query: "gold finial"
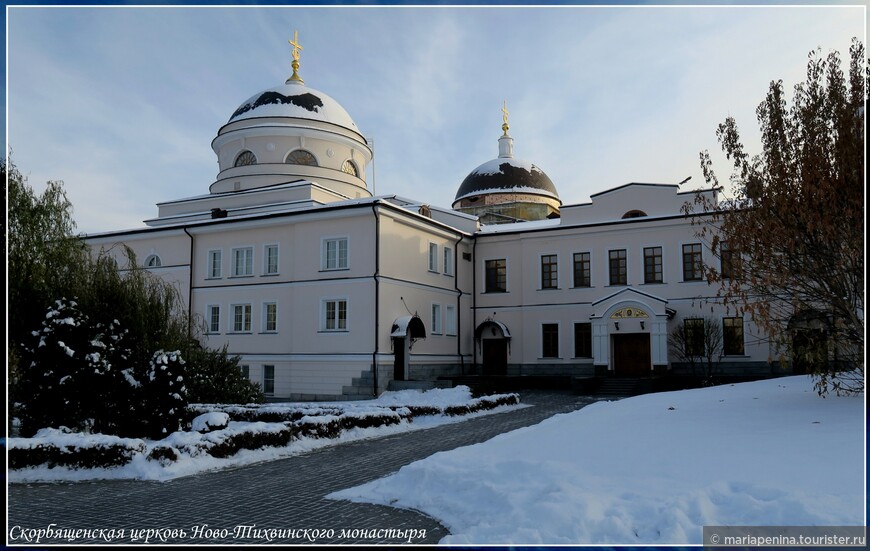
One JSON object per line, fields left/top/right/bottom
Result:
{"left": 287, "top": 30, "right": 304, "bottom": 84}
{"left": 501, "top": 100, "right": 510, "bottom": 135}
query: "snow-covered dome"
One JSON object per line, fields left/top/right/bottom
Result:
{"left": 452, "top": 108, "right": 561, "bottom": 224}
{"left": 455, "top": 157, "right": 559, "bottom": 203}
{"left": 228, "top": 81, "right": 361, "bottom": 134}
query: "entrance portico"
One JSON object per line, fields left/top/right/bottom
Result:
{"left": 590, "top": 288, "right": 670, "bottom": 376}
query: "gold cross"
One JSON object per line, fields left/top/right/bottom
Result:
{"left": 289, "top": 31, "right": 303, "bottom": 61}
{"left": 501, "top": 100, "right": 510, "bottom": 135}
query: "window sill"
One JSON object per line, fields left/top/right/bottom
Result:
{"left": 721, "top": 354, "right": 749, "bottom": 358}
{"left": 204, "top": 277, "right": 222, "bottom": 281}
{"left": 538, "top": 287, "right": 561, "bottom": 291}
{"left": 227, "top": 331, "right": 253, "bottom": 335}
{"left": 641, "top": 281, "right": 665, "bottom": 285}
{"left": 571, "top": 356, "right": 593, "bottom": 360}
{"left": 228, "top": 275, "right": 254, "bottom": 279}
{"left": 320, "top": 268, "right": 350, "bottom": 273}
{"left": 571, "top": 285, "right": 593, "bottom": 289}
{"left": 205, "top": 332, "right": 221, "bottom": 336}
{"left": 318, "top": 330, "right": 349, "bottom": 334}
{"left": 483, "top": 290, "right": 508, "bottom": 294}
{"left": 259, "top": 331, "right": 278, "bottom": 335}
{"left": 539, "top": 357, "right": 562, "bottom": 361}
{"left": 260, "top": 273, "right": 279, "bottom": 277}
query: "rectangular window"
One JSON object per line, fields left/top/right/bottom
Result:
{"left": 431, "top": 304, "right": 442, "bottom": 335}
{"left": 574, "top": 322, "right": 592, "bottom": 358}
{"left": 323, "top": 299, "right": 348, "bottom": 331}
{"left": 264, "top": 244, "right": 279, "bottom": 275}
{"left": 683, "top": 318, "right": 704, "bottom": 356}
{"left": 232, "top": 247, "right": 253, "bottom": 277}
{"left": 263, "top": 302, "right": 277, "bottom": 332}
{"left": 541, "top": 254, "right": 558, "bottom": 289}
{"left": 485, "top": 259, "right": 507, "bottom": 293}
{"left": 542, "top": 323, "right": 559, "bottom": 358}
{"left": 573, "top": 252, "right": 591, "bottom": 288}
{"left": 207, "top": 305, "right": 220, "bottom": 333}
{"left": 682, "top": 243, "right": 703, "bottom": 281}
{"left": 723, "top": 317, "right": 745, "bottom": 355}
{"left": 428, "top": 243, "right": 439, "bottom": 272}
{"left": 207, "top": 250, "right": 222, "bottom": 279}
{"left": 232, "top": 304, "right": 252, "bottom": 332}
{"left": 240, "top": 365, "right": 249, "bottom": 379}
{"left": 263, "top": 365, "right": 275, "bottom": 395}
{"left": 720, "top": 241, "right": 735, "bottom": 279}
{"left": 323, "top": 238, "right": 349, "bottom": 270}
{"left": 445, "top": 305, "right": 457, "bottom": 336}
{"left": 643, "top": 246, "right": 663, "bottom": 284}
{"left": 443, "top": 247, "right": 454, "bottom": 276}
{"left": 609, "top": 249, "right": 627, "bottom": 286}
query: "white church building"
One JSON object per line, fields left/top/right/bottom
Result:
{"left": 85, "top": 39, "right": 776, "bottom": 400}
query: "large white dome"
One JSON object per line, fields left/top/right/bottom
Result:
{"left": 228, "top": 81, "right": 360, "bottom": 134}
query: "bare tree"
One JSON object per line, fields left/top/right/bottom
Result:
{"left": 685, "top": 40, "right": 865, "bottom": 395}
{"left": 669, "top": 317, "right": 723, "bottom": 386}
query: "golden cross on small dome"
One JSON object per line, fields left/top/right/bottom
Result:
{"left": 501, "top": 100, "right": 510, "bottom": 135}
{"left": 287, "top": 30, "right": 304, "bottom": 84}
{"left": 289, "top": 30, "right": 303, "bottom": 61}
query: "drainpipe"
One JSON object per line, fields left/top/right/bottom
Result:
{"left": 371, "top": 203, "right": 381, "bottom": 397}
{"left": 183, "top": 227, "right": 194, "bottom": 340}
{"left": 453, "top": 233, "right": 464, "bottom": 374}
{"left": 471, "top": 234, "right": 478, "bottom": 371}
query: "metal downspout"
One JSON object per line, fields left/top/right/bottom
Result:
{"left": 453, "top": 234, "right": 464, "bottom": 374}
{"left": 183, "top": 227, "right": 194, "bottom": 339}
{"left": 371, "top": 202, "right": 380, "bottom": 397}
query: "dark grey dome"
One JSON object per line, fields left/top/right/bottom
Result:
{"left": 455, "top": 157, "right": 559, "bottom": 202}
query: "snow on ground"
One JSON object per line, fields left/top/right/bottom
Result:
{"left": 8, "top": 386, "right": 523, "bottom": 484}
{"left": 330, "top": 376, "right": 865, "bottom": 545}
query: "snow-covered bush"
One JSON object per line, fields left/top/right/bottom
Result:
{"left": 184, "top": 345, "right": 263, "bottom": 405}
{"left": 9, "top": 428, "right": 145, "bottom": 470}
{"left": 191, "top": 412, "right": 230, "bottom": 433}
{"left": 18, "top": 299, "right": 139, "bottom": 438}
{"left": 141, "top": 350, "right": 189, "bottom": 439}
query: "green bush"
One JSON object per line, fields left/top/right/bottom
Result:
{"left": 185, "top": 345, "right": 264, "bottom": 405}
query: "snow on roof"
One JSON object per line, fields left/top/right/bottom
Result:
{"left": 228, "top": 83, "right": 359, "bottom": 132}
{"left": 476, "top": 217, "right": 562, "bottom": 233}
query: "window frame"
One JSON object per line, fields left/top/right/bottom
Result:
{"left": 263, "top": 302, "right": 278, "bottom": 333}
{"left": 643, "top": 246, "right": 663, "bottom": 284}
{"left": 608, "top": 249, "right": 627, "bottom": 286}
{"left": 428, "top": 242, "right": 439, "bottom": 273}
{"left": 206, "top": 304, "right": 221, "bottom": 334}
{"left": 262, "top": 364, "right": 275, "bottom": 395}
{"left": 263, "top": 244, "right": 279, "bottom": 275}
{"left": 145, "top": 254, "right": 162, "bottom": 268}
{"left": 230, "top": 303, "right": 253, "bottom": 333}
{"left": 720, "top": 241, "right": 735, "bottom": 280}
{"left": 321, "top": 237, "right": 349, "bottom": 271}
{"left": 540, "top": 253, "right": 559, "bottom": 290}
{"left": 683, "top": 318, "right": 705, "bottom": 356}
{"left": 207, "top": 249, "right": 222, "bottom": 279}
{"left": 445, "top": 304, "right": 457, "bottom": 336}
{"left": 573, "top": 252, "right": 591, "bottom": 288}
{"left": 285, "top": 149, "right": 318, "bottom": 166}
{"left": 682, "top": 243, "right": 704, "bottom": 282}
{"left": 431, "top": 303, "right": 442, "bottom": 335}
{"left": 231, "top": 246, "right": 254, "bottom": 277}
{"left": 443, "top": 246, "right": 454, "bottom": 276}
{"left": 573, "top": 322, "right": 592, "bottom": 358}
{"left": 234, "top": 150, "right": 257, "bottom": 167}
{"left": 484, "top": 258, "right": 507, "bottom": 293}
{"left": 723, "top": 317, "right": 745, "bottom": 356}
{"left": 541, "top": 323, "right": 560, "bottom": 359}
{"left": 321, "top": 298, "right": 348, "bottom": 332}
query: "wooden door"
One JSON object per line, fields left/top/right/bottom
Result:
{"left": 482, "top": 339, "right": 508, "bottom": 376}
{"left": 612, "top": 333, "right": 651, "bottom": 376}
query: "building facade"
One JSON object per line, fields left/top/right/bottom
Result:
{"left": 85, "top": 44, "right": 777, "bottom": 400}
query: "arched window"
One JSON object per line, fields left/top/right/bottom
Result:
{"left": 285, "top": 149, "right": 318, "bottom": 166}
{"left": 622, "top": 209, "right": 647, "bottom": 219}
{"left": 234, "top": 150, "right": 257, "bottom": 167}
{"left": 341, "top": 159, "right": 359, "bottom": 177}
{"left": 145, "top": 255, "right": 162, "bottom": 268}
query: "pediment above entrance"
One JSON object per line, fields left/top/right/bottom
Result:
{"left": 591, "top": 287, "right": 669, "bottom": 319}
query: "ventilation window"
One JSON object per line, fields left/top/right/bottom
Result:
{"left": 285, "top": 149, "right": 318, "bottom": 166}
{"left": 234, "top": 150, "right": 257, "bottom": 167}
{"left": 145, "top": 254, "right": 162, "bottom": 268}
{"left": 622, "top": 210, "right": 647, "bottom": 219}
{"left": 341, "top": 159, "right": 359, "bottom": 177}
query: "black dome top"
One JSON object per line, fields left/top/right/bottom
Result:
{"left": 454, "top": 157, "right": 559, "bottom": 202}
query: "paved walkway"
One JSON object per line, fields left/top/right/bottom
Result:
{"left": 7, "top": 391, "right": 603, "bottom": 545}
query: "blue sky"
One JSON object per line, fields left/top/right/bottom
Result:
{"left": 6, "top": 4, "right": 865, "bottom": 234}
